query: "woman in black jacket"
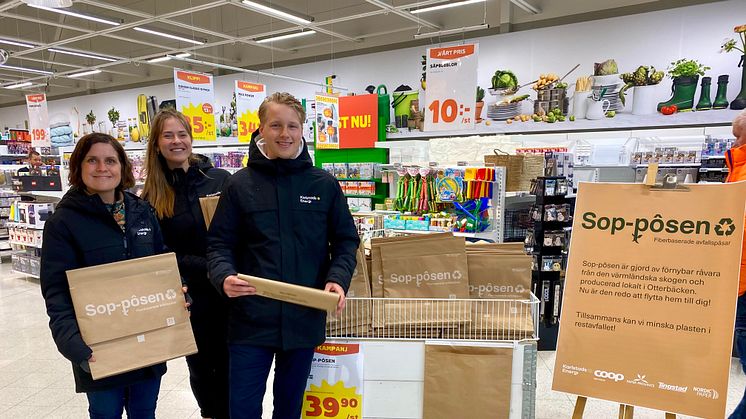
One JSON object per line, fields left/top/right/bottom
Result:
{"left": 142, "top": 109, "right": 231, "bottom": 419}
{"left": 40, "top": 133, "right": 168, "bottom": 418}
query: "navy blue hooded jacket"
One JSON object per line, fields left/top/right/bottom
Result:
{"left": 207, "top": 133, "right": 359, "bottom": 350}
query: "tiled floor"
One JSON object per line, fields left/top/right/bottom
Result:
{"left": 1, "top": 265, "right": 744, "bottom": 418}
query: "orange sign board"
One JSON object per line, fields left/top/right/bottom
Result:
{"left": 338, "top": 94, "right": 377, "bottom": 149}
{"left": 553, "top": 182, "right": 746, "bottom": 418}
{"left": 176, "top": 71, "right": 210, "bottom": 84}
{"left": 429, "top": 44, "right": 476, "bottom": 60}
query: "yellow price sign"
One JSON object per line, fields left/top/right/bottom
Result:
{"left": 302, "top": 380, "right": 361, "bottom": 419}
{"left": 182, "top": 102, "right": 216, "bottom": 141}
{"left": 237, "top": 110, "right": 260, "bottom": 143}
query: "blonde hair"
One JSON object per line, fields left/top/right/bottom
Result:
{"left": 141, "top": 109, "right": 197, "bottom": 219}
{"left": 735, "top": 109, "right": 746, "bottom": 131}
{"left": 258, "top": 92, "right": 306, "bottom": 126}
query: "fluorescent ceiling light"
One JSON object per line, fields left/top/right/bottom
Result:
{"left": 48, "top": 48, "right": 117, "bottom": 62}
{"left": 414, "top": 23, "right": 489, "bottom": 39}
{"left": 0, "top": 64, "right": 54, "bottom": 75}
{"left": 241, "top": 0, "right": 313, "bottom": 25}
{"left": 0, "top": 38, "right": 35, "bottom": 48}
{"left": 256, "top": 30, "right": 316, "bottom": 44}
{"left": 510, "top": 0, "right": 541, "bottom": 14}
{"left": 5, "top": 82, "right": 32, "bottom": 89}
{"left": 68, "top": 69, "right": 101, "bottom": 78}
{"left": 410, "top": 0, "right": 486, "bottom": 14}
{"left": 134, "top": 27, "right": 205, "bottom": 45}
{"left": 148, "top": 52, "right": 190, "bottom": 63}
{"left": 27, "top": 4, "right": 122, "bottom": 26}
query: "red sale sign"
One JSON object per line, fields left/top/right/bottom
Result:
{"left": 25, "top": 93, "right": 50, "bottom": 147}
{"left": 338, "top": 94, "right": 377, "bottom": 149}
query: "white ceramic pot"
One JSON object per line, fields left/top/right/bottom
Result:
{"left": 586, "top": 98, "right": 611, "bottom": 120}
{"left": 572, "top": 92, "right": 590, "bottom": 119}
{"left": 632, "top": 84, "right": 658, "bottom": 115}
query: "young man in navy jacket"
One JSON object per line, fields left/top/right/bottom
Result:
{"left": 207, "top": 92, "right": 359, "bottom": 419}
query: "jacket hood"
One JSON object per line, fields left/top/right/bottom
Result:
{"left": 57, "top": 187, "right": 148, "bottom": 217}
{"left": 248, "top": 129, "right": 312, "bottom": 174}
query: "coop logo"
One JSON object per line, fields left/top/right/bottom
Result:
{"left": 389, "top": 270, "right": 464, "bottom": 287}
{"left": 581, "top": 212, "right": 736, "bottom": 244}
{"left": 626, "top": 374, "right": 655, "bottom": 388}
{"left": 693, "top": 387, "right": 719, "bottom": 400}
{"left": 658, "top": 382, "right": 688, "bottom": 393}
{"left": 84, "top": 288, "right": 179, "bottom": 317}
{"left": 594, "top": 370, "right": 625, "bottom": 382}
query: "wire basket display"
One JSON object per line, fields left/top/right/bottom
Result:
{"left": 326, "top": 295, "right": 540, "bottom": 342}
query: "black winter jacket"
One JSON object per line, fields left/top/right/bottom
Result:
{"left": 40, "top": 188, "right": 167, "bottom": 393}
{"left": 159, "top": 158, "right": 230, "bottom": 296}
{"left": 207, "top": 134, "right": 359, "bottom": 350}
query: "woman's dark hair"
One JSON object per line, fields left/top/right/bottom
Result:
{"left": 68, "top": 133, "right": 135, "bottom": 191}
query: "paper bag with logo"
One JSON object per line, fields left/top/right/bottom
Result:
{"left": 467, "top": 253, "right": 534, "bottom": 339}
{"left": 370, "top": 233, "right": 454, "bottom": 328}
{"left": 198, "top": 195, "right": 220, "bottom": 229}
{"left": 327, "top": 243, "right": 371, "bottom": 336}
{"left": 423, "top": 344, "right": 513, "bottom": 419}
{"left": 380, "top": 236, "right": 471, "bottom": 327}
{"left": 67, "top": 253, "right": 197, "bottom": 380}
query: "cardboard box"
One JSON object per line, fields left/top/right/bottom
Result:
{"left": 237, "top": 274, "right": 340, "bottom": 312}
{"left": 67, "top": 253, "right": 197, "bottom": 380}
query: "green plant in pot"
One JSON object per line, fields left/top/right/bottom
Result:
{"left": 107, "top": 107, "right": 120, "bottom": 128}
{"left": 475, "top": 86, "right": 485, "bottom": 121}
{"left": 721, "top": 24, "right": 746, "bottom": 109}
{"left": 619, "top": 66, "right": 664, "bottom": 115}
{"left": 85, "top": 110, "right": 96, "bottom": 132}
{"left": 657, "top": 59, "right": 710, "bottom": 112}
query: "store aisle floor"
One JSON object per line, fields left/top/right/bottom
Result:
{"left": 2, "top": 267, "right": 745, "bottom": 418}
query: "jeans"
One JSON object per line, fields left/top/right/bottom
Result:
{"left": 229, "top": 344, "right": 315, "bottom": 419}
{"left": 86, "top": 376, "right": 161, "bottom": 419}
{"left": 730, "top": 294, "right": 746, "bottom": 419}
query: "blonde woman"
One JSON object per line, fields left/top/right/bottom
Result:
{"left": 142, "top": 109, "right": 231, "bottom": 419}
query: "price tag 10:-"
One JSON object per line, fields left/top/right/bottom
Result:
{"left": 428, "top": 99, "right": 472, "bottom": 125}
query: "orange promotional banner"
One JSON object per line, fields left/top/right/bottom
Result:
{"left": 338, "top": 94, "right": 377, "bottom": 149}
{"left": 553, "top": 182, "right": 746, "bottom": 418}
{"left": 234, "top": 81, "right": 265, "bottom": 143}
{"left": 173, "top": 68, "right": 216, "bottom": 141}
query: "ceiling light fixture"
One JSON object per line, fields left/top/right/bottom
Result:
{"left": 68, "top": 69, "right": 102, "bottom": 78}
{"left": 0, "top": 38, "right": 35, "bottom": 48}
{"left": 509, "top": 0, "right": 541, "bottom": 15}
{"left": 27, "top": 4, "right": 123, "bottom": 26}
{"left": 169, "top": 54, "right": 348, "bottom": 91}
{"left": 256, "top": 30, "right": 316, "bottom": 44}
{"left": 413, "top": 23, "right": 489, "bottom": 39}
{"left": 48, "top": 48, "right": 117, "bottom": 62}
{"left": 147, "top": 52, "right": 191, "bottom": 63}
{"left": 241, "top": 0, "right": 313, "bottom": 25}
{"left": 4, "top": 82, "right": 33, "bottom": 89}
{"left": 0, "top": 64, "right": 54, "bottom": 75}
{"left": 134, "top": 27, "right": 206, "bottom": 45}
{"left": 410, "top": 0, "right": 486, "bottom": 14}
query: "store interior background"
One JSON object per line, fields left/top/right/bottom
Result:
{"left": 0, "top": 0, "right": 745, "bottom": 418}
{"left": 0, "top": 0, "right": 744, "bottom": 125}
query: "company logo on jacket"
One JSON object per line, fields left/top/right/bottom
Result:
{"left": 300, "top": 195, "right": 321, "bottom": 204}
{"left": 137, "top": 227, "right": 152, "bottom": 236}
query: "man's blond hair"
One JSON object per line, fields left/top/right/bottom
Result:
{"left": 258, "top": 92, "right": 306, "bottom": 125}
{"left": 735, "top": 109, "right": 746, "bottom": 131}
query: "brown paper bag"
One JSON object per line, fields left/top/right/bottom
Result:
{"left": 327, "top": 244, "right": 372, "bottom": 336}
{"left": 423, "top": 344, "right": 513, "bottom": 419}
{"left": 198, "top": 195, "right": 220, "bottom": 229}
{"left": 466, "top": 253, "right": 534, "bottom": 339}
{"left": 67, "top": 253, "right": 197, "bottom": 380}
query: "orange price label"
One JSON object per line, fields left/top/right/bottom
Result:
{"left": 32, "top": 128, "right": 47, "bottom": 142}
{"left": 237, "top": 110, "right": 260, "bottom": 143}
{"left": 428, "top": 98, "right": 472, "bottom": 125}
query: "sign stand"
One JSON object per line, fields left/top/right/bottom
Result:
{"left": 568, "top": 167, "right": 686, "bottom": 419}
{"left": 572, "top": 396, "right": 677, "bottom": 419}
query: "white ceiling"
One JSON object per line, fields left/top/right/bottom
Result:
{"left": 0, "top": 0, "right": 720, "bottom": 106}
